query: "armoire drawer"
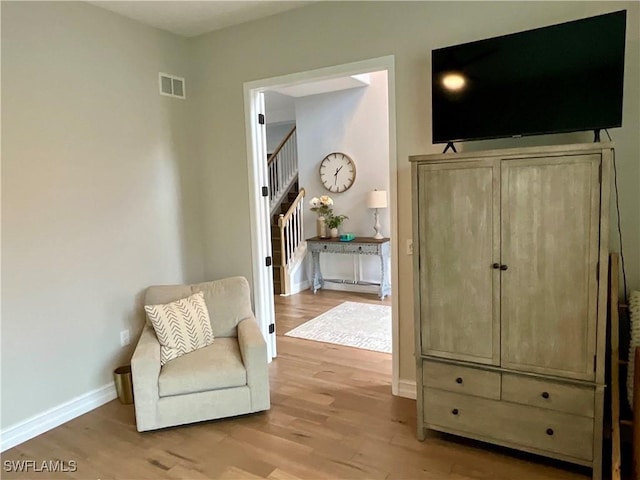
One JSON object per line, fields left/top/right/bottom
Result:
{"left": 422, "top": 360, "right": 500, "bottom": 400}
{"left": 501, "top": 373, "right": 595, "bottom": 418}
{"left": 423, "top": 389, "right": 594, "bottom": 461}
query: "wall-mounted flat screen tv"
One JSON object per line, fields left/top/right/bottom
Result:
{"left": 432, "top": 10, "right": 627, "bottom": 144}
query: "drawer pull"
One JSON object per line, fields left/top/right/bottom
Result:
{"left": 451, "top": 408, "right": 459, "bottom": 415}
{"left": 456, "top": 377, "right": 463, "bottom": 384}
{"left": 500, "top": 264, "right": 508, "bottom": 271}
{"left": 546, "top": 428, "right": 554, "bottom": 436}
{"left": 323, "top": 245, "right": 327, "bottom": 250}
{"left": 541, "top": 391, "right": 550, "bottom": 399}
{"left": 492, "top": 263, "right": 500, "bottom": 269}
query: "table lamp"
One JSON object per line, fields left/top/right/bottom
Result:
{"left": 366, "top": 190, "right": 388, "bottom": 239}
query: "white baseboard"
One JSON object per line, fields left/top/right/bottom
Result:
{"left": 320, "top": 282, "right": 379, "bottom": 296}
{"left": 396, "top": 379, "right": 417, "bottom": 399}
{"left": 281, "top": 279, "right": 310, "bottom": 297}
{"left": 1, "top": 383, "right": 117, "bottom": 452}
{"left": 280, "top": 278, "right": 380, "bottom": 296}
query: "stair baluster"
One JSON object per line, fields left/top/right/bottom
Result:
{"left": 276, "top": 188, "right": 306, "bottom": 295}
{"left": 268, "top": 127, "right": 297, "bottom": 212}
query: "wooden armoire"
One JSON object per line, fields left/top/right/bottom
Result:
{"left": 410, "top": 143, "right": 612, "bottom": 479}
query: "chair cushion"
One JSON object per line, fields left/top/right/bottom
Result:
{"left": 144, "top": 277, "right": 253, "bottom": 338}
{"left": 158, "top": 337, "right": 247, "bottom": 398}
{"left": 144, "top": 284, "right": 193, "bottom": 310}
{"left": 144, "top": 292, "right": 214, "bottom": 366}
{"left": 192, "top": 277, "right": 254, "bottom": 338}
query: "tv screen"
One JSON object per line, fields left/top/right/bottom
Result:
{"left": 432, "top": 10, "right": 627, "bottom": 144}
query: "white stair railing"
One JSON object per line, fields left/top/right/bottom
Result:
{"left": 277, "top": 188, "right": 305, "bottom": 295}
{"left": 268, "top": 126, "right": 297, "bottom": 212}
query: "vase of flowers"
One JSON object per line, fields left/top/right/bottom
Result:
{"left": 310, "top": 196, "right": 334, "bottom": 238}
{"left": 326, "top": 213, "right": 348, "bottom": 238}
{"left": 316, "top": 216, "right": 327, "bottom": 238}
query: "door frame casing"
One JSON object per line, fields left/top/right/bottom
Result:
{"left": 243, "top": 55, "right": 401, "bottom": 396}
{"left": 243, "top": 89, "right": 277, "bottom": 360}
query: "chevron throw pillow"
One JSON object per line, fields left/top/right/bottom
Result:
{"left": 144, "top": 291, "right": 214, "bottom": 366}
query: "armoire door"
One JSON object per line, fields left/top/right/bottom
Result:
{"left": 417, "top": 160, "right": 500, "bottom": 365}
{"left": 500, "top": 154, "right": 601, "bottom": 381}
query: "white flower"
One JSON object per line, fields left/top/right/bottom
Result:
{"left": 319, "top": 195, "right": 333, "bottom": 206}
{"left": 309, "top": 197, "right": 320, "bottom": 208}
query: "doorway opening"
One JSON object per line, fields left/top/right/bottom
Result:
{"left": 243, "top": 55, "right": 400, "bottom": 395}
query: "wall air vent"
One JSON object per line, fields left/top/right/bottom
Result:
{"left": 159, "top": 73, "right": 186, "bottom": 99}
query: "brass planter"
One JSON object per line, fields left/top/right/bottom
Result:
{"left": 113, "top": 365, "right": 134, "bottom": 404}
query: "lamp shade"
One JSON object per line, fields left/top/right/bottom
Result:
{"left": 366, "top": 190, "right": 388, "bottom": 209}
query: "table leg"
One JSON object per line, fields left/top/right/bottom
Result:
{"left": 379, "top": 249, "right": 391, "bottom": 300}
{"left": 311, "top": 251, "right": 323, "bottom": 293}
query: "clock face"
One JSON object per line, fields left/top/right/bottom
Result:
{"left": 319, "top": 152, "right": 356, "bottom": 193}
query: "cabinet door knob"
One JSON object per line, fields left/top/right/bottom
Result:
{"left": 452, "top": 409, "right": 459, "bottom": 415}
{"left": 492, "top": 263, "right": 500, "bottom": 269}
{"left": 455, "top": 377, "right": 463, "bottom": 384}
{"left": 546, "top": 428, "right": 554, "bottom": 436}
{"left": 500, "top": 264, "right": 508, "bottom": 271}
{"left": 541, "top": 391, "right": 550, "bottom": 399}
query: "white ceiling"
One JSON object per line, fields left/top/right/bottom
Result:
{"left": 270, "top": 74, "right": 370, "bottom": 98}
{"left": 89, "top": 1, "right": 312, "bottom": 37}
{"left": 265, "top": 75, "right": 371, "bottom": 124}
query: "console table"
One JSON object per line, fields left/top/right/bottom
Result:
{"left": 307, "top": 237, "right": 391, "bottom": 300}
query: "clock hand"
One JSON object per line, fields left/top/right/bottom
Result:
{"left": 336, "top": 166, "right": 344, "bottom": 174}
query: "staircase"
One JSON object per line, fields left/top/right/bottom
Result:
{"left": 272, "top": 182, "right": 304, "bottom": 294}
{"left": 267, "top": 125, "right": 306, "bottom": 296}
{"left": 268, "top": 127, "right": 298, "bottom": 212}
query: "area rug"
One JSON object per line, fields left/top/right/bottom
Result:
{"left": 284, "top": 301, "right": 391, "bottom": 353}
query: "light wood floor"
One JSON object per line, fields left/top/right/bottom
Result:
{"left": 1, "top": 290, "right": 589, "bottom": 479}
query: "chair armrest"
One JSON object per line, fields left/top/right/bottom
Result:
{"left": 237, "top": 316, "right": 267, "bottom": 371}
{"left": 237, "top": 316, "right": 270, "bottom": 410}
{"left": 131, "top": 324, "right": 161, "bottom": 431}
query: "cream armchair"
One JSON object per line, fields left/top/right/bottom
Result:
{"left": 131, "top": 276, "right": 270, "bottom": 432}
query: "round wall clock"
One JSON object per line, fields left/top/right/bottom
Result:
{"left": 319, "top": 152, "right": 356, "bottom": 193}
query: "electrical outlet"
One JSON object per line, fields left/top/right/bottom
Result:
{"left": 120, "top": 329, "right": 130, "bottom": 347}
{"left": 406, "top": 239, "right": 413, "bottom": 255}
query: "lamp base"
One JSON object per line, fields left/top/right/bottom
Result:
{"left": 372, "top": 209, "right": 383, "bottom": 240}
